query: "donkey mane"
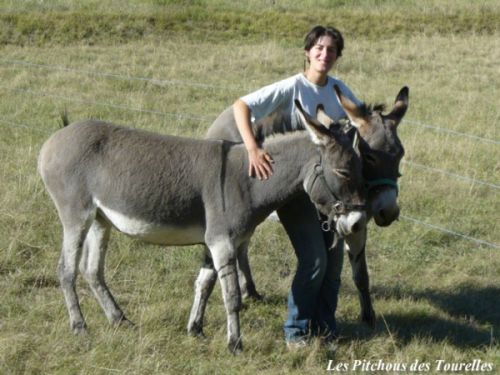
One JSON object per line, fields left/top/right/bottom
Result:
{"left": 255, "top": 101, "right": 387, "bottom": 144}
{"left": 258, "top": 128, "right": 305, "bottom": 145}
{"left": 357, "top": 103, "right": 386, "bottom": 117}
{"left": 254, "top": 110, "right": 297, "bottom": 144}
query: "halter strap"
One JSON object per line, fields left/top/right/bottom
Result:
{"left": 365, "top": 178, "right": 399, "bottom": 195}
{"left": 306, "top": 153, "right": 366, "bottom": 216}
{"left": 342, "top": 121, "right": 399, "bottom": 196}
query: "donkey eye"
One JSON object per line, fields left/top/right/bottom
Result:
{"left": 332, "top": 169, "right": 350, "bottom": 179}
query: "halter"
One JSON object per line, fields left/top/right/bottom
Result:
{"left": 306, "top": 152, "right": 366, "bottom": 233}
{"left": 365, "top": 178, "right": 399, "bottom": 195}
{"left": 343, "top": 121, "right": 399, "bottom": 195}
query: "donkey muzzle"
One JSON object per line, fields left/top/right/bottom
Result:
{"left": 371, "top": 188, "right": 399, "bottom": 227}
{"left": 336, "top": 211, "right": 367, "bottom": 237}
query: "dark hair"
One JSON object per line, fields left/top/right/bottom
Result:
{"left": 304, "top": 25, "right": 344, "bottom": 58}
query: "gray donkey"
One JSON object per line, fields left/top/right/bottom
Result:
{"left": 38, "top": 101, "right": 366, "bottom": 353}
{"left": 202, "top": 86, "right": 409, "bottom": 329}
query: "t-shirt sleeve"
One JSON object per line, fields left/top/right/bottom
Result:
{"left": 240, "top": 77, "right": 296, "bottom": 122}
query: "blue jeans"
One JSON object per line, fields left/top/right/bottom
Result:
{"left": 278, "top": 193, "right": 344, "bottom": 342}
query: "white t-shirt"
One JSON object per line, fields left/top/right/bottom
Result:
{"left": 240, "top": 73, "right": 360, "bottom": 130}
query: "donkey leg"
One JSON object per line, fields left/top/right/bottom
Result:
{"left": 237, "top": 241, "right": 262, "bottom": 301}
{"left": 58, "top": 221, "right": 91, "bottom": 334}
{"left": 79, "top": 216, "right": 131, "bottom": 326}
{"left": 349, "top": 250, "right": 376, "bottom": 328}
{"left": 187, "top": 246, "right": 217, "bottom": 337}
{"left": 346, "top": 229, "right": 376, "bottom": 328}
{"left": 207, "top": 238, "right": 242, "bottom": 354}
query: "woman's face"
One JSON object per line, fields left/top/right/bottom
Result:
{"left": 305, "top": 35, "right": 338, "bottom": 74}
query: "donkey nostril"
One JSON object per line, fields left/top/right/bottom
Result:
{"left": 379, "top": 209, "right": 387, "bottom": 221}
{"left": 379, "top": 207, "right": 400, "bottom": 223}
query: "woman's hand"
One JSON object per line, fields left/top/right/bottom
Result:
{"left": 233, "top": 99, "right": 274, "bottom": 180}
{"left": 248, "top": 147, "right": 274, "bottom": 180}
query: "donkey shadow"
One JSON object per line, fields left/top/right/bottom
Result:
{"left": 339, "top": 284, "right": 499, "bottom": 348}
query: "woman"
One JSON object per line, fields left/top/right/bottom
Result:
{"left": 207, "top": 25, "right": 361, "bottom": 348}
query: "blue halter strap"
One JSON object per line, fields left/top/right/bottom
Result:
{"left": 365, "top": 178, "right": 399, "bottom": 195}
{"left": 345, "top": 122, "right": 400, "bottom": 196}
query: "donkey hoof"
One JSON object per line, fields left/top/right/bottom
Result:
{"left": 361, "top": 310, "right": 376, "bottom": 329}
{"left": 118, "top": 317, "right": 135, "bottom": 328}
{"left": 243, "top": 290, "right": 264, "bottom": 302}
{"left": 187, "top": 323, "right": 205, "bottom": 338}
{"left": 110, "top": 314, "right": 134, "bottom": 328}
{"left": 228, "top": 339, "right": 243, "bottom": 355}
{"left": 189, "top": 329, "right": 206, "bottom": 339}
{"left": 71, "top": 321, "right": 87, "bottom": 334}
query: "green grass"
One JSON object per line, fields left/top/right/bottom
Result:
{"left": 0, "top": 0, "right": 499, "bottom": 374}
{"left": 0, "top": 0, "right": 499, "bottom": 46}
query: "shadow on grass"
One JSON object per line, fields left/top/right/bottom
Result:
{"left": 414, "top": 286, "right": 500, "bottom": 328}
{"left": 388, "top": 312, "right": 493, "bottom": 347}
{"left": 372, "top": 284, "right": 500, "bottom": 327}
{"left": 340, "top": 284, "right": 498, "bottom": 348}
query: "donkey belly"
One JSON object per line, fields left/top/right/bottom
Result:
{"left": 96, "top": 200, "right": 206, "bottom": 245}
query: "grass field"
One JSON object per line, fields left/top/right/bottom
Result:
{"left": 0, "top": 1, "right": 499, "bottom": 374}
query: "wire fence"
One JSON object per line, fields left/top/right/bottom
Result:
{"left": 1, "top": 58, "right": 498, "bottom": 250}
{"left": 2, "top": 84, "right": 498, "bottom": 191}
{"left": 1, "top": 85, "right": 213, "bottom": 123}
{"left": 399, "top": 216, "right": 499, "bottom": 249}
{"left": 402, "top": 119, "right": 499, "bottom": 146}
{"left": 400, "top": 160, "right": 499, "bottom": 190}
{"left": 0, "top": 58, "right": 247, "bottom": 92}
{"left": 1, "top": 58, "right": 498, "bottom": 144}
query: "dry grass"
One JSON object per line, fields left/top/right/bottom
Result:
{"left": 0, "top": 1, "right": 499, "bottom": 374}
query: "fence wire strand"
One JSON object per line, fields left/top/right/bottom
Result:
{"left": 1, "top": 57, "right": 499, "bottom": 145}
{"left": 1, "top": 58, "right": 498, "bottom": 250}
{"left": 400, "top": 215, "right": 499, "bottom": 249}
{"left": 3, "top": 85, "right": 498, "bottom": 191}
{"left": 1, "top": 116, "right": 497, "bottom": 250}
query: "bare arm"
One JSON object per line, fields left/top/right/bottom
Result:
{"left": 233, "top": 99, "right": 273, "bottom": 180}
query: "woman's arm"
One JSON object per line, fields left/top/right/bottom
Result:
{"left": 233, "top": 99, "right": 274, "bottom": 180}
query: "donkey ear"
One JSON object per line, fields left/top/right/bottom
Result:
{"left": 315, "top": 104, "right": 334, "bottom": 127}
{"left": 385, "top": 86, "right": 409, "bottom": 127}
{"left": 333, "top": 84, "right": 369, "bottom": 130}
{"left": 295, "top": 100, "right": 332, "bottom": 146}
